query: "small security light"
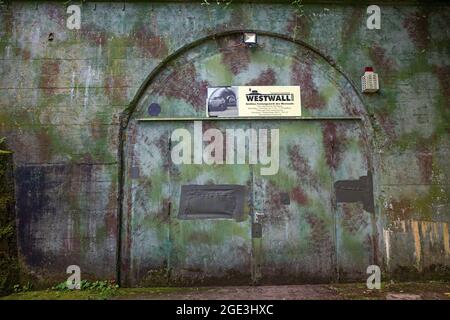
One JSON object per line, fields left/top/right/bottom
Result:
{"left": 361, "top": 67, "right": 379, "bottom": 93}
{"left": 243, "top": 32, "right": 257, "bottom": 47}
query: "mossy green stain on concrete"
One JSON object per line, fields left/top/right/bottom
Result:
{"left": 204, "top": 54, "right": 234, "bottom": 85}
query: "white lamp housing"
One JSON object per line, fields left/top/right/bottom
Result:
{"left": 243, "top": 32, "right": 257, "bottom": 47}
{"left": 361, "top": 67, "right": 379, "bottom": 93}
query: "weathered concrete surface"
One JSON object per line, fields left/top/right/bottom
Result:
{"left": 119, "top": 284, "right": 343, "bottom": 300}
{"left": 0, "top": 1, "right": 448, "bottom": 286}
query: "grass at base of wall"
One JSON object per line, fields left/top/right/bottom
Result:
{"left": 1, "top": 287, "right": 204, "bottom": 300}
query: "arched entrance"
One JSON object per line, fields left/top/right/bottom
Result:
{"left": 118, "top": 31, "right": 378, "bottom": 286}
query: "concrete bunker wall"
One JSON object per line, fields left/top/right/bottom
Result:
{"left": 0, "top": 1, "right": 448, "bottom": 286}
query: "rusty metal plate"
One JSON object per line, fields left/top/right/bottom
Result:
{"left": 252, "top": 223, "right": 262, "bottom": 238}
{"left": 334, "top": 171, "right": 374, "bottom": 213}
{"left": 178, "top": 184, "right": 246, "bottom": 220}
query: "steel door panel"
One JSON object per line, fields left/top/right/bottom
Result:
{"left": 167, "top": 121, "right": 253, "bottom": 285}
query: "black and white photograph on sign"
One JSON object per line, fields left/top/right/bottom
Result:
{"left": 207, "top": 86, "right": 238, "bottom": 117}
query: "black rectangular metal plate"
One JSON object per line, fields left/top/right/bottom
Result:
{"left": 178, "top": 184, "right": 246, "bottom": 220}
{"left": 252, "top": 223, "right": 262, "bottom": 238}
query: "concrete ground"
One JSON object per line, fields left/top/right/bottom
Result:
{"left": 120, "top": 285, "right": 340, "bottom": 300}
{"left": 115, "top": 282, "right": 450, "bottom": 300}
{"left": 2, "top": 281, "right": 449, "bottom": 300}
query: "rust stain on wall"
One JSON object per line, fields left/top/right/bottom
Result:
{"left": 246, "top": 69, "right": 277, "bottom": 86}
{"left": 403, "top": 11, "right": 430, "bottom": 51}
{"left": 39, "top": 61, "right": 60, "bottom": 94}
{"left": 291, "top": 61, "right": 325, "bottom": 110}
{"left": 135, "top": 26, "right": 169, "bottom": 59}
{"left": 416, "top": 146, "right": 433, "bottom": 184}
{"left": 219, "top": 37, "right": 250, "bottom": 75}
{"left": 158, "top": 62, "right": 209, "bottom": 111}
{"left": 291, "top": 186, "right": 308, "bottom": 205}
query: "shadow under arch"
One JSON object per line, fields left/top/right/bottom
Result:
{"left": 116, "top": 30, "right": 376, "bottom": 285}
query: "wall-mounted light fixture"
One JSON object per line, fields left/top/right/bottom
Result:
{"left": 361, "top": 67, "right": 379, "bottom": 93}
{"left": 243, "top": 32, "right": 257, "bottom": 47}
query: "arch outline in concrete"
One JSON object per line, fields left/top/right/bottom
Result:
{"left": 116, "top": 29, "right": 378, "bottom": 284}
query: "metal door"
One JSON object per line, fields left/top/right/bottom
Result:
{"left": 167, "top": 120, "right": 253, "bottom": 285}
{"left": 121, "top": 32, "right": 376, "bottom": 286}
{"left": 251, "top": 120, "right": 374, "bottom": 283}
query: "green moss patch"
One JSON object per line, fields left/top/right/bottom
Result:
{"left": 1, "top": 286, "right": 206, "bottom": 300}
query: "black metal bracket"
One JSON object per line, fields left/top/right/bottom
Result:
{"left": 334, "top": 171, "right": 374, "bottom": 213}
